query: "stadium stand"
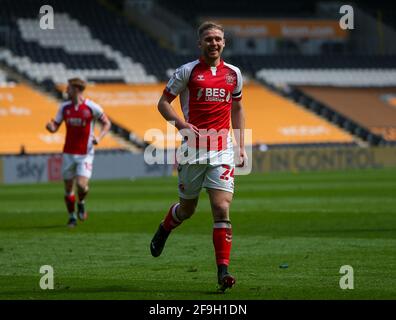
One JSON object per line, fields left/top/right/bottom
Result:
{"left": 297, "top": 86, "right": 396, "bottom": 143}
{"left": 73, "top": 83, "right": 183, "bottom": 148}
{"left": 0, "top": 83, "right": 124, "bottom": 154}
{"left": 250, "top": 57, "right": 396, "bottom": 145}
{"left": 71, "top": 82, "right": 355, "bottom": 147}
{"left": 0, "top": 0, "right": 394, "bottom": 151}
{"left": 0, "top": 0, "right": 193, "bottom": 84}
{"left": 6, "top": 0, "right": 393, "bottom": 85}
{"left": 233, "top": 55, "right": 396, "bottom": 72}
{"left": 242, "top": 82, "right": 355, "bottom": 145}
{"left": 256, "top": 68, "right": 396, "bottom": 87}
{"left": 0, "top": 0, "right": 159, "bottom": 84}
{"left": 2, "top": 0, "right": 394, "bottom": 84}
{"left": 0, "top": 69, "right": 9, "bottom": 85}
{"left": 251, "top": 54, "right": 396, "bottom": 87}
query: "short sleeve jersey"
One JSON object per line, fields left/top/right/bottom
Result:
{"left": 164, "top": 57, "right": 242, "bottom": 132}
{"left": 163, "top": 58, "right": 243, "bottom": 165}
{"left": 54, "top": 99, "right": 104, "bottom": 155}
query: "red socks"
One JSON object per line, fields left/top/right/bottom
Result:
{"left": 162, "top": 205, "right": 233, "bottom": 267}
{"left": 213, "top": 222, "right": 232, "bottom": 266}
{"left": 163, "top": 203, "right": 181, "bottom": 232}
{"left": 64, "top": 194, "right": 75, "bottom": 213}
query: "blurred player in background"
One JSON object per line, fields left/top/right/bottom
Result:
{"left": 46, "top": 78, "right": 111, "bottom": 228}
{"left": 150, "top": 21, "right": 247, "bottom": 292}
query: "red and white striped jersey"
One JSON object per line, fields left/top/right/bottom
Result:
{"left": 54, "top": 99, "right": 104, "bottom": 155}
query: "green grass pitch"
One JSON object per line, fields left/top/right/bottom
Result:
{"left": 0, "top": 168, "right": 395, "bottom": 300}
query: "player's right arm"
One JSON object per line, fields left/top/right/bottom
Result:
{"left": 45, "top": 119, "right": 61, "bottom": 133}
{"left": 157, "top": 94, "right": 199, "bottom": 135}
{"left": 46, "top": 104, "right": 64, "bottom": 133}
{"left": 159, "top": 62, "right": 200, "bottom": 136}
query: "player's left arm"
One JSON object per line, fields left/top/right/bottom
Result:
{"left": 231, "top": 100, "right": 247, "bottom": 167}
{"left": 93, "top": 113, "right": 111, "bottom": 145}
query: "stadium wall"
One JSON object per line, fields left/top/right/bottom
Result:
{"left": 252, "top": 146, "right": 396, "bottom": 173}
{"left": 1, "top": 146, "right": 396, "bottom": 184}
{"left": 0, "top": 153, "right": 172, "bottom": 184}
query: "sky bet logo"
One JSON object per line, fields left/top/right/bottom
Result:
{"left": 197, "top": 88, "right": 231, "bottom": 102}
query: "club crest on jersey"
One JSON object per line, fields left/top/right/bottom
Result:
{"left": 82, "top": 109, "right": 91, "bottom": 118}
{"left": 225, "top": 73, "right": 236, "bottom": 85}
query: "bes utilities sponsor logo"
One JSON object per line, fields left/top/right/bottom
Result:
{"left": 197, "top": 88, "right": 231, "bottom": 102}
{"left": 67, "top": 118, "right": 86, "bottom": 127}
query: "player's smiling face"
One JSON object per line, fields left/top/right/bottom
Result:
{"left": 199, "top": 28, "right": 225, "bottom": 64}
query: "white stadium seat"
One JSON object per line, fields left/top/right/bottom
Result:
{"left": 1, "top": 13, "right": 158, "bottom": 84}
{"left": 256, "top": 68, "right": 396, "bottom": 87}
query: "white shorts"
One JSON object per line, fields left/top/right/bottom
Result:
{"left": 62, "top": 153, "right": 94, "bottom": 180}
{"left": 177, "top": 163, "right": 234, "bottom": 199}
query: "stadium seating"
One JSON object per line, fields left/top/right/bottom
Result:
{"left": 0, "top": 0, "right": 393, "bottom": 150}
{"left": 297, "top": 86, "right": 396, "bottom": 142}
{"left": 75, "top": 82, "right": 355, "bottom": 147}
{"left": 0, "top": 0, "right": 188, "bottom": 83}
{"left": 0, "top": 69, "right": 8, "bottom": 85}
{"left": 2, "top": 0, "right": 394, "bottom": 85}
{"left": 256, "top": 69, "right": 396, "bottom": 87}
{"left": 250, "top": 54, "right": 396, "bottom": 87}
{"left": 72, "top": 83, "right": 183, "bottom": 148}
{"left": 0, "top": 83, "right": 124, "bottom": 154}
{"left": 242, "top": 82, "right": 355, "bottom": 145}
{"left": 232, "top": 55, "right": 396, "bottom": 71}
{"left": 0, "top": 11, "right": 156, "bottom": 84}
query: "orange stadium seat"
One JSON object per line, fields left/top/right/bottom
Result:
{"left": 80, "top": 82, "right": 354, "bottom": 148}
{"left": 298, "top": 86, "right": 396, "bottom": 142}
{"left": 82, "top": 83, "right": 184, "bottom": 148}
{"left": 0, "top": 84, "right": 123, "bottom": 154}
{"left": 243, "top": 82, "right": 354, "bottom": 144}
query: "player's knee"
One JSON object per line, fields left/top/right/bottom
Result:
{"left": 64, "top": 180, "right": 74, "bottom": 193}
{"left": 211, "top": 200, "right": 231, "bottom": 219}
{"left": 178, "top": 203, "right": 197, "bottom": 220}
{"left": 77, "top": 182, "right": 89, "bottom": 194}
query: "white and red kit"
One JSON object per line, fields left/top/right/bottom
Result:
{"left": 55, "top": 99, "right": 104, "bottom": 156}
{"left": 164, "top": 57, "right": 243, "bottom": 166}
{"left": 54, "top": 99, "right": 104, "bottom": 179}
{"left": 164, "top": 58, "right": 243, "bottom": 197}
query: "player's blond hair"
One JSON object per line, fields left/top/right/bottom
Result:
{"left": 197, "top": 21, "right": 224, "bottom": 39}
{"left": 68, "top": 78, "right": 86, "bottom": 92}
